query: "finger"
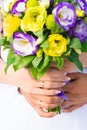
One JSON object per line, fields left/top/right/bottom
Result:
{"left": 20, "top": 90, "right": 57, "bottom": 118}
{"left": 30, "top": 94, "right": 61, "bottom": 104}
{"left": 29, "top": 87, "right": 60, "bottom": 95}
{"left": 41, "top": 75, "right": 70, "bottom": 82}
{"left": 40, "top": 102, "right": 61, "bottom": 110}
{"left": 63, "top": 103, "right": 85, "bottom": 113}
{"left": 37, "top": 81, "right": 66, "bottom": 89}
{"left": 34, "top": 106, "right": 57, "bottom": 118}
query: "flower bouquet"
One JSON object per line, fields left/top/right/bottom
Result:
{"left": 0, "top": 0, "right": 87, "bottom": 113}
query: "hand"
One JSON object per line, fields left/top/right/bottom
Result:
{"left": 0, "top": 59, "right": 69, "bottom": 93}
{"left": 6, "top": 66, "right": 69, "bottom": 94}
{"left": 61, "top": 72, "right": 87, "bottom": 112}
{"left": 19, "top": 88, "right": 64, "bottom": 118}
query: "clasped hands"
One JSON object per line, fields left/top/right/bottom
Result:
{"left": 18, "top": 67, "right": 87, "bottom": 118}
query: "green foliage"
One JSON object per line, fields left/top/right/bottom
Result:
{"left": 48, "top": 106, "right": 61, "bottom": 114}
{"left": 30, "top": 55, "right": 51, "bottom": 80}
{"left": 13, "top": 55, "right": 35, "bottom": 71}
{"left": 68, "top": 51, "right": 83, "bottom": 71}
{"left": 81, "top": 41, "right": 87, "bottom": 52}
{"left": 4, "top": 49, "right": 15, "bottom": 73}
{"left": 32, "top": 56, "right": 43, "bottom": 68}
{"left": 53, "top": 56, "right": 64, "bottom": 70}
{"left": 0, "top": 37, "right": 10, "bottom": 48}
{"left": 70, "top": 38, "right": 82, "bottom": 54}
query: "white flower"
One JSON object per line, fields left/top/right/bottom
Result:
{"left": 38, "top": 0, "right": 50, "bottom": 8}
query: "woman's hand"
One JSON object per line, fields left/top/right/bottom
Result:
{"left": 6, "top": 66, "right": 70, "bottom": 94}
{"left": 0, "top": 59, "right": 69, "bottom": 93}
{"left": 61, "top": 72, "right": 87, "bottom": 112}
{"left": 19, "top": 88, "right": 64, "bottom": 118}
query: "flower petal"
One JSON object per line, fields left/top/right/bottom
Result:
{"left": 11, "top": 0, "right": 26, "bottom": 15}
{"left": 70, "top": 19, "right": 87, "bottom": 42}
{"left": 53, "top": 2, "right": 76, "bottom": 30}
{"left": 11, "top": 32, "right": 39, "bottom": 56}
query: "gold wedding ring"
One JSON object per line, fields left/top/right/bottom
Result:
{"left": 38, "top": 100, "right": 42, "bottom": 107}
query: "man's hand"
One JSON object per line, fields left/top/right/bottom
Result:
{"left": 61, "top": 72, "right": 87, "bottom": 112}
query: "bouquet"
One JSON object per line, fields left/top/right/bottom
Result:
{"left": 0, "top": 0, "right": 87, "bottom": 113}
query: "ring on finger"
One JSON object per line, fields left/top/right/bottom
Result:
{"left": 38, "top": 100, "right": 42, "bottom": 107}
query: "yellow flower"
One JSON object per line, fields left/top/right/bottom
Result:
{"left": 43, "top": 34, "right": 68, "bottom": 57}
{"left": 76, "top": 9, "right": 85, "bottom": 17}
{"left": 3, "top": 14, "right": 21, "bottom": 39}
{"left": 26, "top": 0, "right": 39, "bottom": 8}
{"left": 36, "top": 49, "right": 43, "bottom": 57}
{"left": 21, "top": 6, "right": 47, "bottom": 32}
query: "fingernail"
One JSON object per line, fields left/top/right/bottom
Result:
{"left": 65, "top": 77, "right": 71, "bottom": 85}
{"left": 66, "top": 77, "right": 71, "bottom": 81}
{"left": 63, "top": 72, "right": 67, "bottom": 76}
{"left": 55, "top": 90, "right": 61, "bottom": 94}
{"left": 61, "top": 83, "right": 66, "bottom": 86}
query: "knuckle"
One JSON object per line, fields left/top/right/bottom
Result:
{"left": 48, "top": 98, "right": 53, "bottom": 103}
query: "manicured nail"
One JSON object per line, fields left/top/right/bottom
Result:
{"left": 55, "top": 90, "right": 61, "bottom": 94}
{"left": 66, "top": 77, "right": 71, "bottom": 81}
{"left": 61, "top": 83, "right": 66, "bottom": 86}
{"left": 63, "top": 72, "right": 67, "bottom": 76}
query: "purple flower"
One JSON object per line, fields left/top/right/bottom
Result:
{"left": 11, "top": 32, "right": 39, "bottom": 56}
{"left": 50, "top": 0, "right": 53, "bottom": 2}
{"left": 75, "top": 0, "right": 87, "bottom": 15}
{"left": 11, "top": 0, "right": 27, "bottom": 15}
{"left": 70, "top": 19, "right": 87, "bottom": 42}
{"left": 52, "top": 2, "right": 76, "bottom": 30}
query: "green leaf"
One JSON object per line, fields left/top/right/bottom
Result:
{"left": 70, "top": 38, "right": 82, "bottom": 54}
{"left": 68, "top": 51, "right": 83, "bottom": 71}
{"left": 48, "top": 106, "right": 61, "bottom": 114}
{"left": 81, "top": 41, "right": 87, "bottom": 52}
{"left": 13, "top": 55, "right": 35, "bottom": 71}
{"left": 32, "top": 56, "right": 42, "bottom": 68}
{"left": 4, "top": 49, "right": 15, "bottom": 73}
{"left": 40, "top": 39, "right": 48, "bottom": 48}
{"left": 53, "top": 56, "right": 64, "bottom": 70}
{"left": 30, "top": 64, "right": 50, "bottom": 80}
{"left": 30, "top": 55, "right": 51, "bottom": 80}
{"left": 34, "top": 29, "right": 44, "bottom": 38}
{"left": 38, "top": 55, "right": 51, "bottom": 72}
{"left": 0, "top": 37, "right": 10, "bottom": 48}
{"left": 29, "top": 66, "right": 39, "bottom": 80}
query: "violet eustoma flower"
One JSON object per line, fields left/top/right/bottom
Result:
{"left": 52, "top": 2, "right": 76, "bottom": 30}
{"left": 11, "top": 32, "right": 39, "bottom": 56}
{"left": 70, "top": 19, "right": 87, "bottom": 42}
{"left": 75, "top": 0, "right": 87, "bottom": 15}
{"left": 11, "top": 0, "right": 27, "bottom": 15}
